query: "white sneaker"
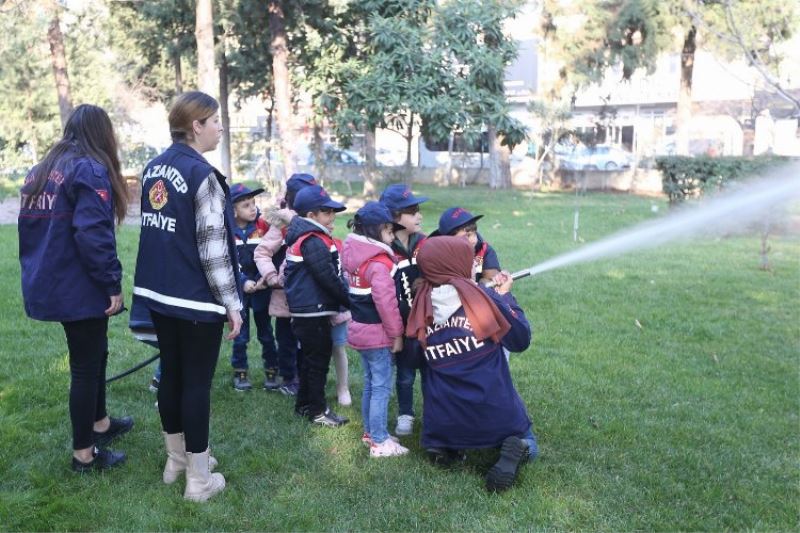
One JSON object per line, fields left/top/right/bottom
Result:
{"left": 395, "top": 415, "right": 414, "bottom": 436}
{"left": 370, "top": 438, "right": 409, "bottom": 458}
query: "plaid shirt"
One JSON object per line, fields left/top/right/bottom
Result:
{"left": 195, "top": 173, "right": 242, "bottom": 312}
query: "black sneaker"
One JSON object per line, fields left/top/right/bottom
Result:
{"left": 93, "top": 416, "right": 134, "bottom": 447}
{"left": 426, "top": 447, "right": 467, "bottom": 468}
{"left": 233, "top": 371, "right": 252, "bottom": 391}
{"left": 72, "top": 446, "right": 126, "bottom": 473}
{"left": 485, "top": 436, "right": 529, "bottom": 492}
{"left": 148, "top": 376, "right": 159, "bottom": 393}
{"left": 278, "top": 379, "right": 299, "bottom": 396}
{"left": 263, "top": 368, "right": 280, "bottom": 391}
{"left": 309, "top": 407, "right": 349, "bottom": 427}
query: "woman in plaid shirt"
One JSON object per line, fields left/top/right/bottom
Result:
{"left": 133, "top": 91, "right": 241, "bottom": 503}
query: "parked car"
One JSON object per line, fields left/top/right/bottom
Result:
{"left": 559, "top": 144, "right": 633, "bottom": 171}
{"left": 307, "top": 146, "right": 363, "bottom": 166}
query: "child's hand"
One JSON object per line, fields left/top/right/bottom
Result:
{"left": 391, "top": 336, "right": 404, "bottom": 354}
{"left": 491, "top": 271, "right": 513, "bottom": 295}
{"left": 243, "top": 280, "right": 257, "bottom": 294}
{"left": 253, "top": 276, "right": 268, "bottom": 291}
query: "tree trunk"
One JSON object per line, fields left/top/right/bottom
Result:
{"left": 313, "top": 118, "right": 326, "bottom": 181}
{"left": 404, "top": 111, "right": 414, "bottom": 178}
{"left": 487, "top": 124, "right": 503, "bottom": 189}
{"left": 499, "top": 142, "right": 512, "bottom": 188}
{"left": 195, "top": 0, "right": 216, "bottom": 97}
{"left": 46, "top": 5, "right": 72, "bottom": 128}
{"left": 447, "top": 132, "right": 455, "bottom": 186}
{"left": 268, "top": 0, "right": 296, "bottom": 177}
{"left": 172, "top": 41, "right": 183, "bottom": 94}
{"left": 675, "top": 25, "right": 696, "bottom": 156}
{"left": 362, "top": 126, "right": 378, "bottom": 198}
{"left": 219, "top": 45, "right": 232, "bottom": 178}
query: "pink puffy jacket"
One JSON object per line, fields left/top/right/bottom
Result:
{"left": 341, "top": 234, "right": 403, "bottom": 350}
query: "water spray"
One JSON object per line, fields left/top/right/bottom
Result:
{"left": 493, "top": 162, "right": 800, "bottom": 286}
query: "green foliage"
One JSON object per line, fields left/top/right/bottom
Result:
{"left": 0, "top": 3, "right": 61, "bottom": 167}
{"left": 427, "top": 0, "right": 526, "bottom": 148}
{"left": 108, "top": 0, "right": 197, "bottom": 104}
{"left": 1, "top": 189, "right": 798, "bottom": 530}
{"left": 0, "top": 3, "right": 124, "bottom": 170}
{"left": 224, "top": 0, "right": 273, "bottom": 103}
{"left": 656, "top": 155, "right": 789, "bottom": 204}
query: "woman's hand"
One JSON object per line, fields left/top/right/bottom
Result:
{"left": 105, "top": 293, "right": 123, "bottom": 316}
{"left": 225, "top": 308, "right": 243, "bottom": 340}
{"left": 491, "top": 271, "right": 513, "bottom": 295}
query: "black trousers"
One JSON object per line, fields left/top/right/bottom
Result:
{"left": 291, "top": 316, "right": 333, "bottom": 417}
{"left": 152, "top": 312, "right": 223, "bottom": 453}
{"left": 62, "top": 317, "right": 109, "bottom": 450}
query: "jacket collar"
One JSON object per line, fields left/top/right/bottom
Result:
{"left": 168, "top": 142, "right": 210, "bottom": 165}
{"left": 301, "top": 217, "right": 332, "bottom": 236}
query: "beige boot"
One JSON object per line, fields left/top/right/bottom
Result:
{"left": 163, "top": 433, "right": 218, "bottom": 485}
{"left": 184, "top": 449, "right": 225, "bottom": 502}
{"left": 333, "top": 346, "right": 351, "bottom": 406}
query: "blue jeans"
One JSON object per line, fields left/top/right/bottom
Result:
{"left": 360, "top": 348, "right": 394, "bottom": 443}
{"left": 231, "top": 294, "right": 277, "bottom": 371}
{"left": 395, "top": 362, "right": 416, "bottom": 417}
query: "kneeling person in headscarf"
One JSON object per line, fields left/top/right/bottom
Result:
{"left": 406, "top": 236, "right": 538, "bottom": 492}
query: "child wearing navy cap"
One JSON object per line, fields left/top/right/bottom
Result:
{"left": 254, "top": 173, "right": 317, "bottom": 394}
{"left": 431, "top": 207, "right": 501, "bottom": 284}
{"left": 284, "top": 185, "right": 351, "bottom": 427}
{"left": 342, "top": 202, "right": 409, "bottom": 457}
{"left": 379, "top": 183, "right": 428, "bottom": 437}
{"left": 228, "top": 184, "right": 280, "bottom": 391}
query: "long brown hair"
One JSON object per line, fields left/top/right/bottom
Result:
{"left": 28, "top": 104, "right": 128, "bottom": 224}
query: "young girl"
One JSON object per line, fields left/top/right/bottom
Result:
{"left": 342, "top": 202, "right": 409, "bottom": 457}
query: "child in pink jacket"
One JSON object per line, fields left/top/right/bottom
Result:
{"left": 342, "top": 202, "right": 408, "bottom": 458}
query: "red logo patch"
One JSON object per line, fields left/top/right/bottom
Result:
{"left": 96, "top": 189, "right": 109, "bottom": 202}
{"left": 402, "top": 188, "right": 410, "bottom": 198}
{"left": 451, "top": 208, "right": 466, "bottom": 218}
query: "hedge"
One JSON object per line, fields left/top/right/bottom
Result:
{"left": 655, "top": 155, "right": 789, "bottom": 204}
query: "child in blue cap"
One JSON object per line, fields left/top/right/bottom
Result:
{"left": 430, "top": 207, "right": 501, "bottom": 284}
{"left": 283, "top": 185, "right": 351, "bottom": 427}
{"left": 342, "top": 201, "right": 409, "bottom": 457}
{"left": 228, "top": 183, "right": 279, "bottom": 391}
{"left": 379, "top": 183, "right": 428, "bottom": 437}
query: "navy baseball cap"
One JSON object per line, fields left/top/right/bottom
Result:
{"left": 434, "top": 207, "right": 483, "bottom": 236}
{"left": 286, "top": 173, "right": 317, "bottom": 195}
{"left": 379, "top": 184, "right": 428, "bottom": 210}
{"left": 354, "top": 201, "right": 405, "bottom": 231}
{"left": 293, "top": 184, "right": 345, "bottom": 215}
{"left": 230, "top": 183, "right": 264, "bottom": 204}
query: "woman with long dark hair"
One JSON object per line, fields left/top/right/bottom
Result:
{"left": 19, "top": 104, "right": 132, "bottom": 472}
{"left": 133, "top": 91, "right": 242, "bottom": 502}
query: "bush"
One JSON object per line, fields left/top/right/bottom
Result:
{"left": 656, "top": 155, "right": 788, "bottom": 204}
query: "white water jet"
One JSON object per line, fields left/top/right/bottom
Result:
{"left": 513, "top": 162, "right": 800, "bottom": 280}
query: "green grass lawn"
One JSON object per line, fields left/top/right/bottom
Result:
{"left": 0, "top": 185, "right": 798, "bottom": 531}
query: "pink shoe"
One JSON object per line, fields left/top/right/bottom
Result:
{"left": 361, "top": 433, "right": 399, "bottom": 447}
